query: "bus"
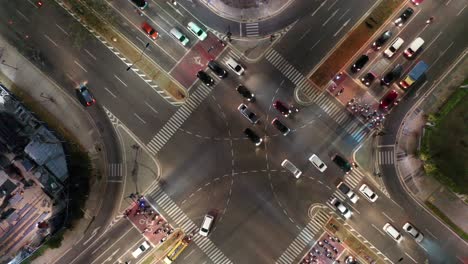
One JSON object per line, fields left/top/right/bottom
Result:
{"left": 163, "top": 240, "right": 188, "bottom": 264}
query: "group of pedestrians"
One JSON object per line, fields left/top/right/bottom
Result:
{"left": 302, "top": 235, "right": 343, "bottom": 263}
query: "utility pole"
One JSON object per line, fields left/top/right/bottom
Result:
{"left": 126, "top": 43, "right": 150, "bottom": 71}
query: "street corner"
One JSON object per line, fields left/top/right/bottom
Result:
{"left": 123, "top": 197, "right": 176, "bottom": 247}
{"left": 300, "top": 231, "right": 346, "bottom": 264}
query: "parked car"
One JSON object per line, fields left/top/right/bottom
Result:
{"left": 244, "top": 128, "right": 262, "bottom": 146}
{"left": 236, "top": 85, "right": 255, "bottom": 101}
{"left": 384, "top": 37, "right": 404, "bottom": 58}
{"left": 350, "top": 55, "right": 369, "bottom": 73}
{"left": 381, "top": 64, "right": 403, "bottom": 85}
{"left": 271, "top": 118, "right": 290, "bottom": 136}
{"left": 332, "top": 154, "right": 352, "bottom": 174}
{"left": 141, "top": 22, "right": 158, "bottom": 40}
{"left": 359, "top": 184, "right": 378, "bottom": 202}
{"left": 394, "top": 8, "right": 414, "bottom": 27}
{"left": 330, "top": 197, "right": 352, "bottom": 219}
{"left": 226, "top": 58, "right": 245, "bottom": 75}
{"left": 273, "top": 100, "right": 291, "bottom": 117}
{"left": 380, "top": 90, "right": 399, "bottom": 109}
{"left": 402, "top": 222, "right": 424, "bottom": 243}
{"left": 281, "top": 159, "right": 302, "bottom": 178}
{"left": 361, "top": 72, "right": 377, "bottom": 86}
{"left": 238, "top": 103, "right": 259, "bottom": 124}
{"left": 208, "top": 60, "right": 227, "bottom": 78}
{"left": 337, "top": 182, "right": 359, "bottom": 203}
{"left": 372, "top": 30, "right": 392, "bottom": 50}
{"left": 197, "top": 71, "right": 214, "bottom": 86}
{"left": 187, "top": 21, "right": 207, "bottom": 40}
{"left": 76, "top": 84, "right": 96, "bottom": 107}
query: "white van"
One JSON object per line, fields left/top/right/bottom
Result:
{"left": 383, "top": 223, "right": 403, "bottom": 242}
{"left": 225, "top": 58, "right": 244, "bottom": 75}
{"left": 199, "top": 214, "right": 214, "bottom": 236}
{"left": 404, "top": 37, "right": 424, "bottom": 58}
{"left": 281, "top": 159, "right": 302, "bottom": 178}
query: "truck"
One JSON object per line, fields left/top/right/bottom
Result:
{"left": 399, "top": 61, "right": 428, "bottom": 89}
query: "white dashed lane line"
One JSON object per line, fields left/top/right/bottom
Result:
{"left": 44, "top": 34, "right": 59, "bottom": 47}
{"left": 114, "top": 74, "right": 128, "bottom": 87}
{"left": 104, "top": 87, "right": 117, "bottom": 98}
{"left": 74, "top": 60, "right": 88, "bottom": 73}
{"left": 133, "top": 113, "right": 146, "bottom": 124}
{"left": 145, "top": 101, "right": 159, "bottom": 114}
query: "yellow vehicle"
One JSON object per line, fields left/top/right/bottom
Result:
{"left": 163, "top": 239, "right": 188, "bottom": 264}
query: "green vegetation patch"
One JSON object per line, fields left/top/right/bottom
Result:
{"left": 425, "top": 201, "right": 468, "bottom": 241}
{"left": 420, "top": 88, "right": 468, "bottom": 194}
{"left": 310, "top": 0, "right": 404, "bottom": 88}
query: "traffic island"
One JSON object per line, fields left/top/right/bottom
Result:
{"left": 56, "top": 0, "right": 187, "bottom": 104}
{"left": 325, "top": 218, "right": 387, "bottom": 264}
{"left": 308, "top": 0, "right": 406, "bottom": 89}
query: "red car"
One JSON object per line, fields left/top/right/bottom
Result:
{"left": 411, "top": 0, "right": 424, "bottom": 5}
{"left": 142, "top": 22, "right": 158, "bottom": 40}
{"left": 380, "top": 90, "right": 399, "bottom": 109}
{"left": 273, "top": 100, "right": 291, "bottom": 117}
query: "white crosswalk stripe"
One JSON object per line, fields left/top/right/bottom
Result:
{"left": 108, "top": 163, "right": 122, "bottom": 177}
{"left": 344, "top": 169, "right": 366, "bottom": 188}
{"left": 378, "top": 149, "right": 395, "bottom": 165}
{"left": 276, "top": 210, "right": 330, "bottom": 264}
{"left": 245, "top": 22, "right": 259, "bottom": 37}
{"left": 333, "top": 190, "right": 347, "bottom": 201}
{"left": 147, "top": 185, "right": 233, "bottom": 264}
{"left": 146, "top": 84, "right": 213, "bottom": 155}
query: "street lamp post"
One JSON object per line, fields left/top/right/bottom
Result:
{"left": 126, "top": 43, "right": 150, "bottom": 71}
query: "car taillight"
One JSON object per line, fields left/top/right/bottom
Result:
{"left": 37, "top": 1, "right": 43, "bottom": 7}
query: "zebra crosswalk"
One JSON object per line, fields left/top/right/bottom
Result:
{"left": 244, "top": 22, "right": 259, "bottom": 37}
{"left": 276, "top": 210, "right": 330, "bottom": 264}
{"left": 107, "top": 163, "right": 123, "bottom": 182}
{"left": 264, "top": 49, "right": 369, "bottom": 143}
{"left": 344, "top": 168, "right": 366, "bottom": 189}
{"left": 146, "top": 84, "right": 213, "bottom": 156}
{"left": 378, "top": 149, "right": 394, "bottom": 165}
{"left": 147, "top": 185, "right": 233, "bottom": 264}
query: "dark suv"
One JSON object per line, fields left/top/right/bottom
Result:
{"left": 76, "top": 84, "right": 96, "bottom": 107}
{"left": 197, "top": 71, "right": 215, "bottom": 86}
{"left": 244, "top": 128, "right": 262, "bottom": 146}
{"left": 130, "top": 0, "right": 148, "bottom": 9}
{"left": 271, "top": 118, "right": 290, "bottom": 136}
{"left": 350, "top": 55, "right": 369, "bottom": 73}
{"left": 394, "top": 8, "right": 414, "bottom": 27}
{"left": 208, "top": 60, "right": 227, "bottom": 78}
{"left": 236, "top": 85, "right": 255, "bottom": 102}
{"left": 273, "top": 100, "right": 291, "bottom": 117}
{"left": 332, "top": 154, "right": 352, "bottom": 174}
{"left": 372, "top": 30, "right": 392, "bottom": 50}
{"left": 381, "top": 64, "right": 403, "bottom": 86}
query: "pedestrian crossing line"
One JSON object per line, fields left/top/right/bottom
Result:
{"left": 344, "top": 169, "right": 366, "bottom": 188}
{"left": 146, "top": 84, "right": 213, "bottom": 155}
{"left": 245, "top": 22, "right": 259, "bottom": 37}
{"left": 148, "top": 185, "right": 233, "bottom": 264}
{"left": 378, "top": 150, "right": 395, "bottom": 165}
{"left": 108, "top": 163, "right": 122, "bottom": 177}
{"left": 333, "top": 190, "right": 347, "bottom": 201}
{"left": 227, "top": 50, "right": 242, "bottom": 60}
{"left": 276, "top": 211, "right": 329, "bottom": 264}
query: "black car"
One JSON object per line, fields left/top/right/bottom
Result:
{"left": 350, "top": 55, "right": 369, "bottom": 73}
{"left": 381, "top": 64, "right": 403, "bottom": 86}
{"left": 332, "top": 154, "right": 352, "bottom": 174}
{"left": 394, "top": 8, "right": 414, "bottom": 27}
{"left": 208, "top": 60, "right": 227, "bottom": 78}
{"left": 76, "top": 84, "right": 96, "bottom": 107}
{"left": 360, "top": 72, "right": 377, "bottom": 86}
{"left": 244, "top": 128, "right": 262, "bottom": 146}
{"left": 372, "top": 30, "right": 392, "bottom": 50}
{"left": 197, "top": 71, "right": 215, "bottom": 86}
{"left": 271, "top": 118, "right": 290, "bottom": 136}
{"left": 273, "top": 100, "right": 291, "bottom": 117}
{"left": 236, "top": 85, "right": 255, "bottom": 102}
{"left": 130, "top": 0, "right": 148, "bottom": 9}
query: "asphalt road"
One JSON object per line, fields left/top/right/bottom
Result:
{"left": 2, "top": 0, "right": 467, "bottom": 263}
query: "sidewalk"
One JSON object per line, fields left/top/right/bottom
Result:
{"left": 198, "top": 0, "right": 294, "bottom": 22}
{"left": 0, "top": 36, "right": 109, "bottom": 261}
{"left": 394, "top": 53, "right": 468, "bottom": 234}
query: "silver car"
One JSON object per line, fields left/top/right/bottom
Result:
{"left": 238, "top": 103, "right": 259, "bottom": 124}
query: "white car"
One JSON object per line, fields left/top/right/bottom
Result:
{"left": 199, "top": 214, "right": 214, "bottom": 236}
{"left": 403, "top": 222, "right": 424, "bottom": 243}
{"left": 359, "top": 184, "right": 378, "bottom": 202}
{"left": 330, "top": 197, "right": 352, "bottom": 219}
{"left": 383, "top": 223, "right": 403, "bottom": 243}
{"left": 309, "top": 154, "right": 327, "bottom": 172}
{"left": 132, "top": 241, "right": 151, "bottom": 258}
{"left": 187, "top": 21, "right": 207, "bottom": 40}
{"left": 384, "top": 37, "right": 404, "bottom": 58}
{"left": 170, "top": 28, "right": 189, "bottom": 46}
{"left": 226, "top": 58, "right": 245, "bottom": 75}
{"left": 337, "top": 182, "right": 359, "bottom": 203}
{"left": 281, "top": 159, "right": 302, "bottom": 178}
